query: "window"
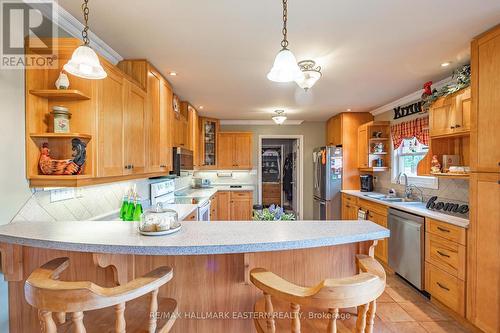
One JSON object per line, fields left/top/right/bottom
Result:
{"left": 392, "top": 137, "right": 438, "bottom": 189}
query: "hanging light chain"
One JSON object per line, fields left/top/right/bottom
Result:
{"left": 280, "top": 0, "right": 288, "bottom": 49}
{"left": 81, "top": 0, "right": 90, "bottom": 45}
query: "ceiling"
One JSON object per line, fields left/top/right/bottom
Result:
{"left": 58, "top": 0, "right": 500, "bottom": 121}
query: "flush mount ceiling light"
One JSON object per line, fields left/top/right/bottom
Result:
{"left": 272, "top": 110, "right": 287, "bottom": 125}
{"left": 169, "top": 71, "right": 177, "bottom": 76}
{"left": 267, "top": 0, "right": 304, "bottom": 83}
{"left": 441, "top": 62, "right": 451, "bottom": 67}
{"left": 295, "top": 60, "right": 322, "bottom": 91}
{"left": 63, "top": 0, "right": 107, "bottom": 79}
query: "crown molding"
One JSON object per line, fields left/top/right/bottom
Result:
{"left": 220, "top": 120, "right": 304, "bottom": 126}
{"left": 34, "top": 1, "right": 123, "bottom": 64}
{"left": 369, "top": 76, "right": 454, "bottom": 116}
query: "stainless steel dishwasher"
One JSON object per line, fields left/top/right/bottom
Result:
{"left": 388, "top": 208, "right": 425, "bottom": 290}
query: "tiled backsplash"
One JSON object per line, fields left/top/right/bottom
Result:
{"left": 12, "top": 174, "right": 198, "bottom": 223}
{"left": 374, "top": 171, "right": 469, "bottom": 204}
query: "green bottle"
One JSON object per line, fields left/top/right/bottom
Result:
{"left": 124, "top": 194, "right": 136, "bottom": 221}
{"left": 119, "top": 195, "right": 129, "bottom": 220}
{"left": 132, "top": 198, "right": 143, "bottom": 222}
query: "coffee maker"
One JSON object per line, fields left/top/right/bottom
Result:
{"left": 360, "top": 174, "right": 374, "bottom": 192}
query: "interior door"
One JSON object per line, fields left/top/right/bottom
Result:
{"left": 291, "top": 140, "right": 299, "bottom": 217}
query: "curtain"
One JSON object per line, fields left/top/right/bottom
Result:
{"left": 391, "top": 116, "right": 429, "bottom": 149}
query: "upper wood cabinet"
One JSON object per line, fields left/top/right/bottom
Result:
{"left": 429, "top": 88, "right": 471, "bottom": 138}
{"left": 199, "top": 117, "right": 219, "bottom": 168}
{"left": 97, "top": 64, "right": 125, "bottom": 177}
{"left": 146, "top": 69, "right": 171, "bottom": 173}
{"left": 187, "top": 105, "right": 200, "bottom": 166}
{"left": 123, "top": 81, "right": 147, "bottom": 175}
{"left": 218, "top": 132, "right": 253, "bottom": 169}
{"left": 326, "top": 115, "right": 342, "bottom": 146}
{"left": 325, "top": 112, "right": 373, "bottom": 189}
{"left": 470, "top": 28, "right": 500, "bottom": 173}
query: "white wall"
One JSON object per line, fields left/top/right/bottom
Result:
{"left": 0, "top": 59, "right": 34, "bottom": 333}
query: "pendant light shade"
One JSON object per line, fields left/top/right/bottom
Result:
{"left": 272, "top": 110, "right": 287, "bottom": 125}
{"left": 63, "top": 45, "right": 107, "bottom": 79}
{"left": 295, "top": 60, "right": 322, "bottom": 91}
{"left": 267, "top": 49, "right": 304, "bottom": 83}
{"left": 64, "top": 0, "right": 106, "bottom": 80}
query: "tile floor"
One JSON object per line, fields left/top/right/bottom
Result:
{"left": 339, "top": 272, "right": 476, "bottom": 333}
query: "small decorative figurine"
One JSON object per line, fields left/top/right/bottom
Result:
{"left": 430, "top": 155, "right": 442, "bottom": 174}
{"left": 373, "top": 142, "right": 385, "bottom": 153}
{"left": 38, "top": 138, "right": 87, "bottom": 175}
{"left": 55, "top": 71, "right": 70, "bottom": 90}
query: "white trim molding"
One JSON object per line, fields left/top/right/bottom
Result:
{"left": 220, "top": 120, "right": 304, "bottom": 126}
{"left": 370, "top": 76, "right": 454, "bottom": 116}
{"left": 34, "top": 1, "right": 123, "bottom": 64}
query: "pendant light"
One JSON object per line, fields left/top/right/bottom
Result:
{"left": 63, "top": 0, "right": 107, "bottom": 79}
{"left": 272, "top": 110, "right": 287, "bottom": 125}
{"left": 267, "top": 0, "right": 304, "bottom": 83}
{"left": 295, "top": 60, "right": 322, "bottom": 91}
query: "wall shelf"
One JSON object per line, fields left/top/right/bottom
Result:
{"left": 359, "top": 167, "right": 389, "bottom": 172}
{"left": 29, "top": 89, "right": 90, "bottom": 100}
{"left": 369, "top": 137, "right": 389, "bottom": 141}
{"left": 369, "top": 152, "right": 388, "bottom": 155}
{"left": 432, "top": 173, "right": 470, "bottom": 180}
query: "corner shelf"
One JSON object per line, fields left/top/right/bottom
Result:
{"left": 369, "top": 137, "right": 389, "bottom": 141}
{"left": 29, "top": 89, "right": 90, "bottom": 100}
{"left": 359, "top": 167, "right": 390, "bottom": 172}
{"left": 30, "top": 133, "right": 92, "bottom": 140}
{"left": 369, "top": 152, "right": 388, "bottom": 155}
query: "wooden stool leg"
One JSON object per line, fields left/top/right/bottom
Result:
{"left": 366, "top": 300, "right": 376, "bottom": 333}
{"left": 55, "top": 312, "right": 66, "bottom": 324}
{"left": 148, "top": 289, "right": 159, "bottom": 333}
{"left": 355, "top": 303, "right": 369, "bottom": 333}
{"left": 72, "top": 311, "right": 86, "bottom": 333}
{"left": 264, "top": 292, "right": 276, "bottom": 333}
{"left": 38, "top": 310, "right": 57, "bottom": 333}
{"left": 115, "top": 303, "right": 126, "bottom": 333}
{"left": 291, "top": 303, "right": 301, "bottom": 333}
{"left": 327, "top": 308, "right": 339, "bottom": 333}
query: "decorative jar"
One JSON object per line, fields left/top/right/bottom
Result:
{"left": 52, "top": 106, "right": 71, "bottom": 133}
{"left": 139, "top": 203, "right": 179, "bottom": 233}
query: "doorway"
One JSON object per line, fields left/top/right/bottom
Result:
{"left": 258, "top": 135, "right": 303, "bottom": 220}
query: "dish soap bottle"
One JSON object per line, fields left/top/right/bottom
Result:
{"left": 132, "top": 195, "right": 143, "bottom": 222}
{"left": 119, "top": 189, "right": 131, "bottom": 220}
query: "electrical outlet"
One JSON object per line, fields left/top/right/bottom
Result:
{"left": 50, "top": 188, "right": 76, "bottom": 202}
{"left": 373, "top": 176, "right": 378, "bottom": 183}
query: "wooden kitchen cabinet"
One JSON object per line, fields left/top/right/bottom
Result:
{"left": 199, "top": 117, "right": 219, "bottom": 168}
{"left": 357, "top": 198, "right": 388, "bottom": 264}
{"left": 187, "top": 104, "right": 200, "bottom": 166}
{"left": 97, "top": 64, "right": 125, "bottom": 177}
{"left": 429, "top": 88, "right": 471, "bottom": 138}
{"left": 146, "top": 69, "right": 171, "bottom": 173}
{"left": 230, "top": 191, "right": 253, "bottom": 221}
{"left": 341, "top": 194, "right": 358, "bottom": 220}
{"left": 216, "top": 191, "right": 253, "bottom": 221}
{"left": 326, "top": 113, "right": 373, "bottom": 189}
{"left": 209, "top": 193, "right": 218, "bottom": 220}
{"left": 471, "top": 29, "right": 500, "bottom": 173}
{"left": 217, "top": 191, "right": 231, "bottom": 220}
{"left": 218, "top": 132, "right": 253, "bottom": 169}
{"left": 262, "top": 183, "right": 281, "bottom": 206}
{"left": 123, "top": 81, "right": 147, "bottom": 175}
{"left": 357, "top": 126, "right": 369, "bottom": 169}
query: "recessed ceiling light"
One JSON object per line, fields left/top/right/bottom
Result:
{"left": 198, "top": 106, "right": 204, "bottom": 110}
{"left": 169, "top": 71, "right": 177, "bottom": 76}
{"left": 441, "top": 62, "right": 451, "bottom": 67}
{"left": 346, "top": 108, "right": 352, "bottom": 112}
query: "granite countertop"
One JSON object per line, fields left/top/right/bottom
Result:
{"left": 0, "top": 220, "right": 389, "bottom": 255}
{"left": 342, "top": 190, "right": 469, "bottom": 228}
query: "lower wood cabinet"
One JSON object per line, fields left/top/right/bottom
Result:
{"left": 183, "top": 211, "right": 197, "bottom": 221}
{"left": 209, "top": 193, "right": 217, "bottom": 220}
{"left": 425, "top": 218, "right": 467, "bottom": 316}
{"left": 262, "top": 183, "right": 281, "bottom": 206}
{"left": 341, "top": 194, "right": 358, "bottom": 220}
{"left": 216, "top": 191, "right": 253, "bottom": 221}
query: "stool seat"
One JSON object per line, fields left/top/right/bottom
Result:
{"left": 56, "top": 297, "right": 177, "bottom": 333}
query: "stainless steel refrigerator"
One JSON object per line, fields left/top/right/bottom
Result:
{"left": 313, "top": 146, "right": 343, "bottom": 220}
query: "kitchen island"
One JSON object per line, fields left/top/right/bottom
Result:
{"left": 0, "top": 220, "right": 388, "bottom": 332}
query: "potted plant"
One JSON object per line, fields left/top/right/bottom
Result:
{"left": 253, "top": 204, "right": 296, "bottom": 221}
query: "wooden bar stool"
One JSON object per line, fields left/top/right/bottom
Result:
{"left": 250, "top": 254, "right": 386, "bottom": 333}
{"left": 24, "top": 257, "right": 178, "bottom": 333}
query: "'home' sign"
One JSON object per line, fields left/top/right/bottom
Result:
{"left": 426, "top": 196, "right": 469, "bottom": 215}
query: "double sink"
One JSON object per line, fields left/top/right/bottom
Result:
{"left": 363, "top": 193, "right": 426, "bottom": 207}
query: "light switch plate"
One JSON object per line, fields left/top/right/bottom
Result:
{"left": 50, "top": 188, "right": 75, "bottom": 202}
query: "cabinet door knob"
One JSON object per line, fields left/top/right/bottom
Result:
{"left": 131, "top": 165, "right": 134, "bottom": 169}
{"left": 450, "top": 126, "right": 455, "bottom": 129}
{"left": 455, "top": 124, "right": 461, "bottom": 128}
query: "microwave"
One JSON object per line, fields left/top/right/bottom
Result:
{"left": 170, "top": 147, "right": 193, "bottom": 176}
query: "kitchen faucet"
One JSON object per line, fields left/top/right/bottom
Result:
{"left": 396, "top": 172, "right": 424, "bottom": 201}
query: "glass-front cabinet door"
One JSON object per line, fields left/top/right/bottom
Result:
{"left": 200, "top": 117, "right": 219, "bottom": 168}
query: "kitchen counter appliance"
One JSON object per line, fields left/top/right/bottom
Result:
{"left": 388, "top": 208, "right": 425, "bottom": 290}
{"left": 171, "top": 147, "right": 193, "bottom": 176}
{"left": 313, "top": 146, "right": 342, "bottom": 220}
